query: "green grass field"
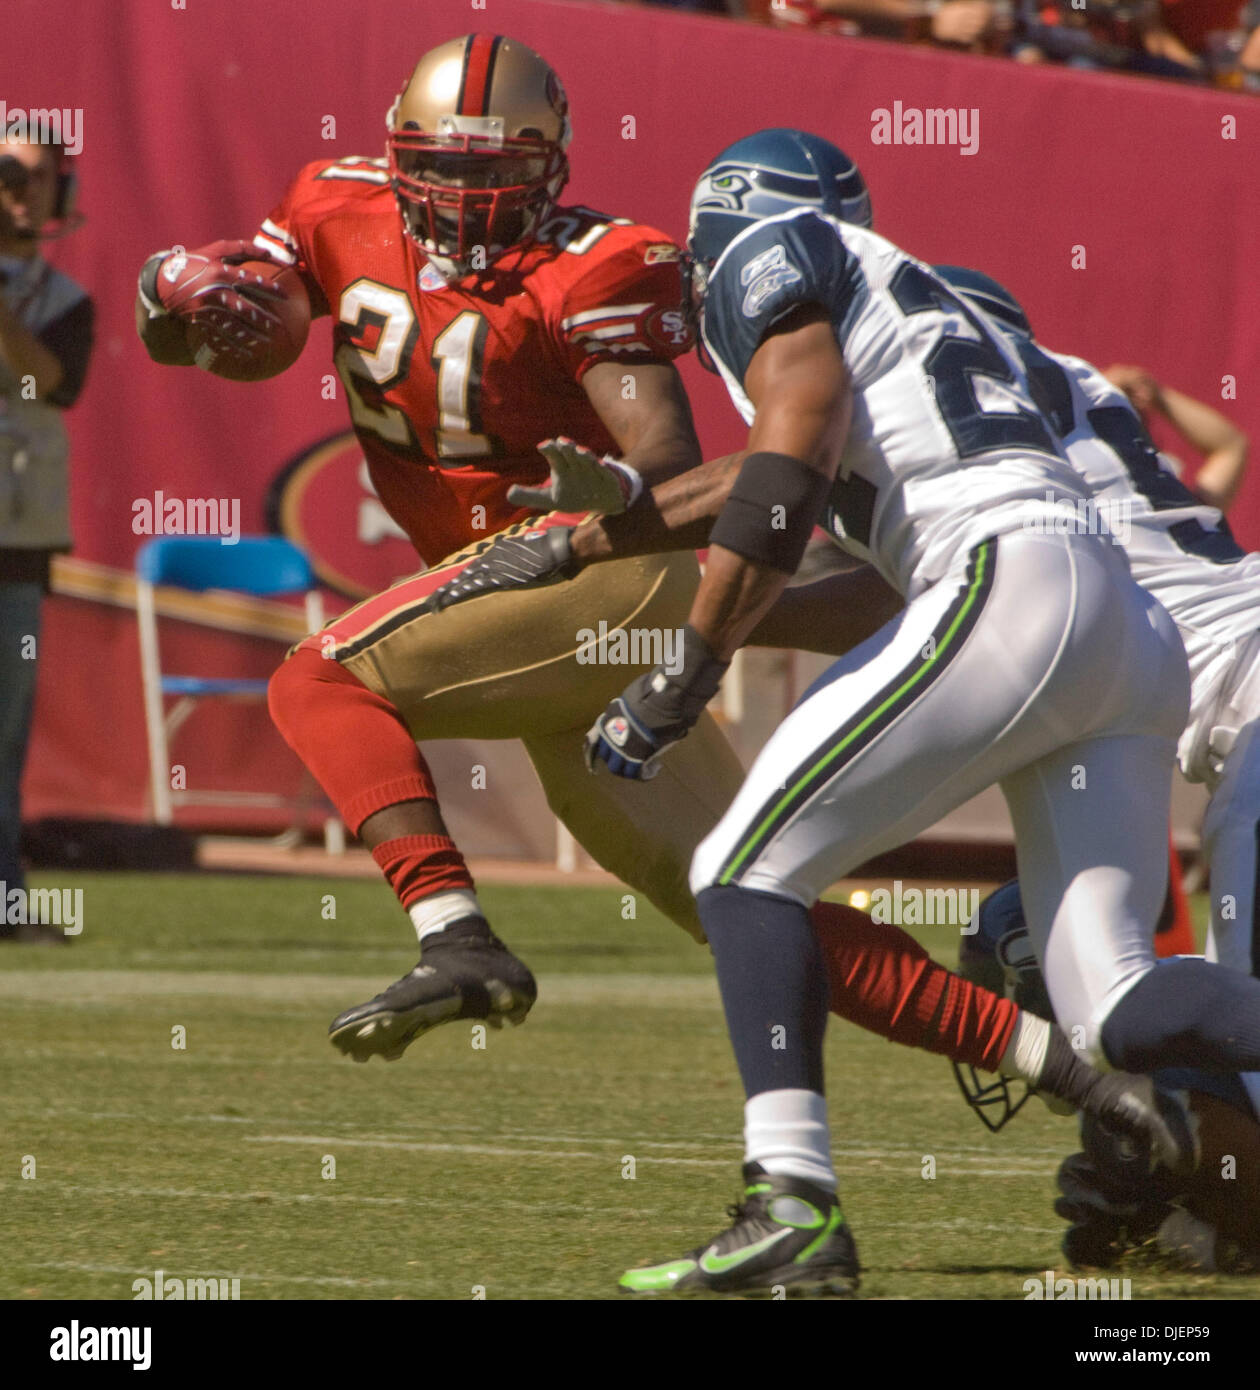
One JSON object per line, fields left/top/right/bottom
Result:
{"left": 1, "top": 871, "right": 1254, "bottom": 1301}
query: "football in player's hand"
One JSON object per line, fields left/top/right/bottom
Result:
{"left": 160, "top": 249, "right": 310, "bottom": 381}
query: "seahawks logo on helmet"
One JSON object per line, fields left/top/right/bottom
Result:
{"left": 691, "top": 166, "right": 755, "bottom": 214}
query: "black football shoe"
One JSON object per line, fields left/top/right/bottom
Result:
{"left": 329, "top": 919, "right": 537, "bottom": 1063}
{"left": 618, "top": 1163, "right": 859, "bottom": 1298}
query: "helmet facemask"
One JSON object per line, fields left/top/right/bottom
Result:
{"left": 388, "top": 117, "right": 567, "bottom": 272}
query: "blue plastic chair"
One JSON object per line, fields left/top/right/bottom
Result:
{"left": 135, "top": 537, "right": 337, "bottom": 845}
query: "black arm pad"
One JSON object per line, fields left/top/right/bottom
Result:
{"left": 708, "top": 451, "right": 832, "bottom": 575}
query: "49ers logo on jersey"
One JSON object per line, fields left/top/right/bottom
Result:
{"left": 266, "top": 433, "right": 419, "bottom": 599}
{"left": 645, "top": 305, "right": 693, "bottom": 350}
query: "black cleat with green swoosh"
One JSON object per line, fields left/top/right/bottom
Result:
{"left": 619, "top": 1163, "right": 859, "bottom": 1298}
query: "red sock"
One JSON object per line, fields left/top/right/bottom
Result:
{"left": 811, "top": 900, "right": 1016, "bottom": 1072}
{"left": 268, "top": 647, "right": 438, "bottom": 833}
{"left": 372, "top": 834, "right": 475, "bottom": 911}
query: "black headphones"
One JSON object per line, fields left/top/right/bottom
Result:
{"left": 51, "top": 143, "right": 77, "bottom": 222}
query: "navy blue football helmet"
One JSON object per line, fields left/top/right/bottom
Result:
{"left": 932, "top": 264, "right": 1034, "bottom": 339}
{"left": 684, "top": 128, "right": 871, "bottom": 308}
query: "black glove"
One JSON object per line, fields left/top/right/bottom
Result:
{"left": 584, "top": 626, "right": 728, "bottom": 780}
{"left": 426, "top": 525, "right": 578, "bottom": 613}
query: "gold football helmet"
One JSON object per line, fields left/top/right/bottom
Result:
{"left": 387, "top": 34, "right": 571, "bottom": 271}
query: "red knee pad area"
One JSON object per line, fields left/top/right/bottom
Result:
{"left": 267, "top": 647, "right": 437, "bottom": 834}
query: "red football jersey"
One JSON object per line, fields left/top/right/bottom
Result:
{"left": 255, "top": 157, "right": 692, "bottom": 565}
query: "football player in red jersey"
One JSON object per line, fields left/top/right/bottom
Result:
{"left": 132, "top": 37, "right": 1141, "bottom": 1142}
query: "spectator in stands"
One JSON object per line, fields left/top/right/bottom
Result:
{"left": 633, "top": 0, "right": 1260, "bottom": 85}
{"left": 1154, "top": 0, "right": 1260, "bottom": 85}
{"left": 636, "top": 0, "right": 738, "bottom": 11}
{"left": 770, "top": 0, "right": 1010, "bottom": 49}
{"left": 1012, "top": 0, "right": 1203, "bottom": 78}
{"left": 1105, "top": 364, "right": 1250, "bottom": 511}
{"left": 0, "top": 135, "right": 93, "bottom": 943}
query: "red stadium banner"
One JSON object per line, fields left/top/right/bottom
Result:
{"left": 3, "top": 0, "right": 1253, "bottom": 835}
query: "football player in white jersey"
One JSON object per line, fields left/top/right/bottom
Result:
{"left": 433, "top": 128, "right": 1260, "bottom": 1296}
{"left": 934, "top": 262, "right": 1260, "bottom": 1123}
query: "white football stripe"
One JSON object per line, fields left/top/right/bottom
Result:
{"left": 319, "top": 166, "right": 388, "bottom": 184}
{"left": 260, "top": 217, "right": 297, "bottom": 250}
{"left": 579, "top": 342, "right": 652, "bottom": 354}
{"left": 561, "top": 303, "right": 652, "bottom": 330}
{"left": 253, "top": 234, "right": 296, "bottom": 265}
{"left": 573, "top": 323, "right": 641, "bottom": 341}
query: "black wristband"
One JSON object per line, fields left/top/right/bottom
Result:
{"left": 1038, "top": 1028, "right": 1096, "bottom": 1108}
{"left": 709, "top": 451, "right": 831, "bottom": 575}
{"left": 629, "top": 624, "right": 729, "bottom": 735}
{"left": 673, "top": 624, "right": 729, "bottom": 708}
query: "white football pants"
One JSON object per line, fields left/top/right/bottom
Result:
{"left": 691, "top": 529, "right": 1190, "bottom": 1062}
{"left": 1198, "top": 641, "right": 1260, "bottom": 1113}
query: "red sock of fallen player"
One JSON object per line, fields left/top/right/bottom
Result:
{"left": 371, "top": 835, "right": 475, "bottom": 908}
{"left": 811, "top": 900, "right": 1016, "bottom": 1072}
{"left": 268, "top": 649, "right": 481, "bottom": 932}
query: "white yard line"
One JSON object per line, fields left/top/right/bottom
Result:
{"left": 243, "top": 1133, "right": 711, "bottom": 1164}
{"left": 0, "top": 970, "right": 717, "bottom": 1005}
{"left": 23, "top": 1259, "right": 421, "bottom": 1291}
{"left": 11, "top": 1183, "right": 594, "bottom": 1217}
{"left": 16, "top": 1183, "right": 409, "bottom": 1206}
{"left": 241, "top": 1132, "right": 1051, "bottom": 1175}
{"left": 7, "top": 1107, "right": 1065, "bottom": 1169}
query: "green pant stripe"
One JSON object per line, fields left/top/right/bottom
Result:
{"left": 717, "top": 539, "right": 995, "bottom": 887}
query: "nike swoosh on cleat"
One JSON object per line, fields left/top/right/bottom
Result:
{"left": 618, "top": 1259, "right": 697, "bottom": 1292}
{"left": 698, "top": 1227, "right": 793, "bottom": 1275}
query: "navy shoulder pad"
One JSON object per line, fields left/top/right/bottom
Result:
{"left": 703, "top": 211, "right": 860, "bottom": 386}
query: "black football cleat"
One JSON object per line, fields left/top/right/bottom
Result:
{"left": 329, "top": 925, "right": 537, "bottom": 1063}
{"left": 1080, "top": 1074, "right": 1200, "bottom": 1178}
{"left": 618, "top": 1164, "right": 859, "bottom": 1298}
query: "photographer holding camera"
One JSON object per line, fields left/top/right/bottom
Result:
{"left": 0, "top": 133, "right": 92, "bottom": 942}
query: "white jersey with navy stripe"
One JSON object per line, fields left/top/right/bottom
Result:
{"left": 699, "top": 208, "right": 1089, "bottom": 598}
{"left": 1002, "top": 335, "right": 1260, "bottom": 782}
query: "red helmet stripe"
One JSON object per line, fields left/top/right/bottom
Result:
{"left": 457, "top": 33, "right": 501, "bottom": 117}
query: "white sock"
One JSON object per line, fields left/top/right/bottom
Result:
{"left": 999, "top": 1011, "right": 1051, "bottom": 1083}
{"left": 408, "top": 889, "right": 485, "bottom": 945}
{"left": 744, "top": 1089, "right": 836, "bottom": 1191}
